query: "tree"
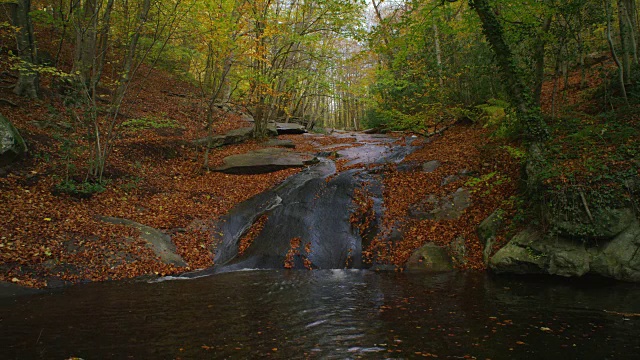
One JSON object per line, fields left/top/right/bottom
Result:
{"left": 13, "top": 0, "right": 39, "bottom": 98}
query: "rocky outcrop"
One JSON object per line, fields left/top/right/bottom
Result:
{"left": 0, "top": 113, "right": 27, "bottom": 166}
{"left": 488, "top": 214, "right": 640, "bottom": 281}
{"left": 100, "top": 217, "right": 187, "bottom": 267}
{"left": 213, "top": 147, "right": 319, "bottom": 174}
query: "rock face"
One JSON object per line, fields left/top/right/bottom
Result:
{"left": 100, "top": 217, "right": 187, "bottom": 267}
{"left": 213, "top": 147, "right": 319, "bottom": 174}
{"left": 0, "top": 114, "right": 27, "bottom": 166}
{"left": 406, "top": 243, "right": 454, "bottom": 272}
{"left": 489, "top": 216, "right": 640, "bottom": 281}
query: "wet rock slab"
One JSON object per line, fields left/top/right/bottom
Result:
{"left": 213, "top": 147, "right": 319, "bottom": 175}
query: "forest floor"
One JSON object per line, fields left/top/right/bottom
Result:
{"left": 1, "top": 59, "right": 638, "bottom": 289}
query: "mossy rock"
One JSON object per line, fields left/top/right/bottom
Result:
{"left": 476, "top": 104, "right": 506, "bottom": 122}
{"left": 0, "top": 113, "right": 27, "bottom": 166}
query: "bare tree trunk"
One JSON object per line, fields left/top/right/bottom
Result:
{"left": 13, "top": 0, "right": 39, "bottom": 99}
{"left": 618, "top": 0, "right": 632, "bottom": 83}
{"left": 606, "top": 0, "right": 629, "bottom": 103}
{"left": 74, "top": 0, "right": 98, "bottom": 90}
{"left": 623, "top": 0, "right": 638, "bottom": 64}
{"left": 113, "top": 0, "right": 152, "bottom": 107}
{"left": 533, "top": 14, "right": 553, "bottom": 105}
{"left": 433, "top": 23, "right": 444, "bottom": 87}
{"left": 92, "top": 0, "right": 114, "bottom": 92}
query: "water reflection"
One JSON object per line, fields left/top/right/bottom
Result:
{"left": 1, "top": 271, "right": 640, "bottom": 359}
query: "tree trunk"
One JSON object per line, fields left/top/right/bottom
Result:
{"left": 433, "top": 23, "right": 444, "bottom": 87}
{"left": 533, "top": 14, "right": 553, "bottom": 105}
{"left": 113, "top": 0, "right": 152, "bottom": 107}
{"left": 468, "top": 0, "right": 547, "bottom": 142}
{"left": 73, "top": 0, "right": 98, "bottom": 90}
{"left": 13, "top": 0, "right": 39, "bottom": 99}
{"left": 468, "top": 0, "right": 548, "bottom": 193}
{"left": 618, "top": 0, "right": 632, "bottom": 83}
{"left": 606, "top": 0, "right": 629, "bottom": 103}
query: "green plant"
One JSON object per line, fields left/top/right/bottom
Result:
{"left": 54, "top": 180, "right": 106, "bottom": 199}
{"left": 502, "top": 145, "right": 527, "bottom": 163}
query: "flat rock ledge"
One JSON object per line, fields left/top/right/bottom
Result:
{"left": 192, "top": 127, "right": 254, "bottom": 149}
{"left": 276, "top": 122, "right": 307, "bottom": 134}
{"left": 213, "top": 147, "right": 319, "bottom": 175}
{"left": 100, "top": 217, "right": 187, "bottom": 267}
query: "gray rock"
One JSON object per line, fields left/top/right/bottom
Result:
{"left": 276, "top": 122, "right": 307, "bottom": 134}
{"left": 441, "top": 174, "right": 460, "bottom": 186}
{"left": 431, "top": 188, "right": 471, "bottom": 220}
{"left": 490, "top": 220, "right": 640, "bottom": 281}
{"left": 406, "top": 243, "right": 454, "bottom": 272}
{"left": 422, "top": 160, "right": 440, "bottom": 173}
{"left": 100, "top": 217, "right": 187, "bottom": 267}
{"left": 266, "top": 122, "right": 279, "bottom": 136}
{"left": 410, "top": 188, "right": 472, "bottom": 221}
{"left": 591, "top": 222, "right": 640, "bottom": 281}
{"left": 192, "top": 127, "right": 254, "bottom": 148}
{"left": 264, "top": 139, "right": 296, "bottom": 149}
{"left": 449, "top": 236, "right": 467, "bottom": 266}
{"left": 478, "top": 209, "right": 504, "bottom": 265}
{"left": 213, "top": 147, "right": 319, "bottom": 174}
{"left": 0, "top": 113, "right": 27, "bottom": 166}
{"left": 489, "top": 229, "right": 556, "bottom": 275}
{"left": 239, "top": 112, "right": 254, "bottom": 122}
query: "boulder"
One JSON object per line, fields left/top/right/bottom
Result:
{"left": 192, "top": 127, "right": 253, "bottom": 148}
{"left": 406, "top": 243, "right": 454, "bottom": 272}
{"left": 422, "top": 160, "right": 440, "bottom": 173}
{"left": 590, "top": 222, "right": 640, "bottom": 281}
{"left": 489, "top": 219, "right": 640, "bottom": 281}
{"left": 441, "top": 174, "right": 460, "bottom": 186}
{"left": 0, "top": 113, "right": 27, "bottom": 166}
{"left": 100, "top": 217, "right": 187, "bottom": 267}
{"left": 213, "top": 147, "right": 319, "bottom": 175}
{"left": 275, "top": 122, "right": 307, "bottom": 134}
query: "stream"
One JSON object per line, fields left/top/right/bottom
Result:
{"left": 2, "top": 134, "right": 640, "bottom": 358}
{"left": 2, "top": 271, "right": 640, "bottom": 359}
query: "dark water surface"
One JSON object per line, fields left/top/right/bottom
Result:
{"left": 2, "top": 271, "right": 640, "bottom": 359}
